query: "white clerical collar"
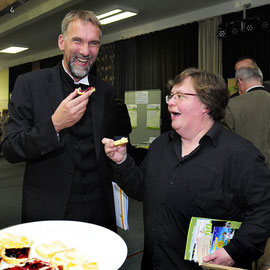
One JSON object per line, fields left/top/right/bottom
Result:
{"left": 246, "top": 85, "right": 264, "bottom": 92}
{"left": 62, "top": 61, "right": 89, "bottom": 85}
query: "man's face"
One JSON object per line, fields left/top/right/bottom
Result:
{"left": 167, "top": 77, "right": 209, "bottom": 137}
{"left": 235, "top": 59, "right": 254, "bottom": 71}
{"left": 58, "top": 19, "right": 101, "bottom": 81}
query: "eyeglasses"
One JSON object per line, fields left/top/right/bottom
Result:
{"left": 165, "top": 92, "right": 198, "bottom": 103}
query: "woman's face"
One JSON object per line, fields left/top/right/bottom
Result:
{"left": 167, "top": 77, "right": 208, "bottom": 137}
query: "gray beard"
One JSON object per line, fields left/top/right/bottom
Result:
{"left": 68, "top": 61, "right": 91, "bottom": 79}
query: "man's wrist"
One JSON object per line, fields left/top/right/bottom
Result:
{"left": 116, "top": 153, "right": 127, "bottom": 164}
{"left": 51, "top": 115, "right": 62, "bottom": 133}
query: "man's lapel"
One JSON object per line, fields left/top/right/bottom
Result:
{"left": 90, "top": 85, "right": 103, "bottom": 162}
{"left": 46, "top": 64, "right": 74, "bottom": 162}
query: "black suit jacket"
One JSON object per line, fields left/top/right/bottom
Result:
{"left": 3, "top": 64, "right": 116, "bottom": 223}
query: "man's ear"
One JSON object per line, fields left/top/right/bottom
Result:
{"left": 58, "top": 34, "right": 65, "bottom": 51}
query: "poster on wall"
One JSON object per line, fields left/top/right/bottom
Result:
{"left": 125, "top": 90, "right": 160, "bottom": 145}
{"left": 127, "top": 104, "right": 138, "bottom": 128}
{"left": 146, "top": 104, "right": 160, "bottom": 130}
{"left": 135, "top": 91, "right": 148, "bottom": 104}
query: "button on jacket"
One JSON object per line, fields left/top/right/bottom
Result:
{"left": 113, "top": 121, "right": 270, "bottom": 270}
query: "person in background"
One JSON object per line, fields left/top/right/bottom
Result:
{"left": 234, "top": 56, "right": 258, "bottom": 71}
{"left": 231, "top": 56, "right": 270, "bottom": 98}
{"left": 224, "top": 66, "right": 270, "bottom": 270}
{"left": 2, "top": 10, "right": 117, "bottom": 231}
{"left": 102, "top": 68, "right": 270, "bottom": 270}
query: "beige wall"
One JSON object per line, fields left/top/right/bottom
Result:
{"left": 0, "top": 68, "right": 9, "bottom": 113}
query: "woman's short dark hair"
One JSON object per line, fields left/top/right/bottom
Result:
{"left": 168, "top": 68, "right": 229, "bottom": 121}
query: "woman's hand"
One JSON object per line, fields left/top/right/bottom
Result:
{"left": 203, "top": 248, "right": 235, "bottom": 266}
{"left": 102, "top": 138, "right": 127, "bottom": 163}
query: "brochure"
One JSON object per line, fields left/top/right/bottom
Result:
{"left": 184, "top": 217, "right": 241, "bottom": 263}
{"left": 112, "top": 182, "right": 129, "bottom": 230}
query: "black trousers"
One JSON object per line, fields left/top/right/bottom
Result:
{"left": 63, "top": 195, "right": 116, "bottom": 232}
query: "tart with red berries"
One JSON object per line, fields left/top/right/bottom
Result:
{"left": 76, "top": 86, "right": 96, "bottom": 95}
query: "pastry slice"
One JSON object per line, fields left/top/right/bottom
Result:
{"left": 2, "top": 258, "right": 57, "bottom": 269}
{"left": 113, "top": 137, "right": 129, "bottom": 146}
{"left": 35, "top": 241, "right": 68, "bottom": 259}
{"left": 50, "top": 248, "right": 99, "bottom": 270}
{"left": 76, "top": 87, "right": 96, "bottom": 95}
{"left": 0, "top": 231, "right": 33, "bottom": 265}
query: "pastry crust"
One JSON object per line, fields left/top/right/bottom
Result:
{"left": 0, "top": 232, "right": 33, "bottom": 249}
{"left": 0, "top": 247, "right": 31, "bottom": 265}
{"left": 113, "top": 137, "right": 129, "bottom": 146}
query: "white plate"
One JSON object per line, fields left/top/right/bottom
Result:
{"left": 1, "top": 220, "right": 127, "bottom": 270}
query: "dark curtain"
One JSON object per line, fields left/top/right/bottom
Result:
{"left": 96, "top": 43, "right": 115, "bottom": 86}
{"left": 40, "top": 55, "right": 62, "bottom": 69}
{"left": 136, "top": 23, "right": 198, "bottom": 132}
{"left": 114, "top": 39, "right": 137, "bottom": 100}
{"left": 222, "top": 5, "right": 270, "bottom": 81}
{"left": 9, "top": 63, "right": 32, "bottom": 94}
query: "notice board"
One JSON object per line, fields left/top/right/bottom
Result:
{"left": 125, "top": 89, "right": 161, "bottom": 145}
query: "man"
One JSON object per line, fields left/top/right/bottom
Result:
{"left": 231, "top": 56, "right": 270, "bottom": 97}
{"left": 3, "top": 10, "right": 116, "bottom": 231}
{"left": 224, "top": 66, "right": 270, "bottom": 168}
{"left": 224, "top": 66, "right": 270, "bottom": 270}
{"left": 234, "top": 56, "right": 258, "bottom": 71}
{"left": 102, "top": 68, "right": 270, "bottom": 269}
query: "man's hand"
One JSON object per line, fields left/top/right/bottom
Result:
{"left": 203, "top": 248, "right": 235, "bottom": 266}
{"left": 102, "top": 138, "right": 127, "bottom": 164}
{"left": 51, "top": 89, "right": 93, "bottom": 132}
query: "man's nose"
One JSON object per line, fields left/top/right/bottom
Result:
{"left": 80, "top": 43, "right": 90, "bottom": 56}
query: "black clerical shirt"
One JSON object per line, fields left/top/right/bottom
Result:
{"left": 59, "top": 65, "right": 103, "bottom": 202}
{"left": 113, "top": 121, "right": 270, "bottom": 270}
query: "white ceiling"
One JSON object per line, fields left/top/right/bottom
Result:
{"left": 0, "top": 0, "right": 269, "bottom": 71}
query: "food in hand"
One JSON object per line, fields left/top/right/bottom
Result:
{"left": 0, "top": 232, "right": 33, "bottom": 265}
{"left": 2, "top": 258, "right": 56, "bottom": 269}
{"left": 35, "top": 241, "right": 68, "bottom": 259}
{"left": 113, "top": 137, "right": 129, "bottom": 146}
{"left": 76, "top": 87, "right": 96, "bottom": 95}
{"left": 50, "top": 248, "right": 99, "bottom": 270}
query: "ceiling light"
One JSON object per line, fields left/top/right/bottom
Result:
{"left": 217, "top": 24, "right": 228, "bottom": 39}
{"left": 97, "top": 9, "right": 122, "bottom": 20}
{"left": 0, "top": 46, "right": 29, "bottom": 54}
{"left": 242, "top": 18, "right": 258, "bottom": 32}
{"left": 229, "top": 22, "right": 241, "bottom": 36}
{"left": 97, "top": 9, "right": 138, "bottom": 25}
{"left": 260, "top": 18, "right": 270, "bottom": 30}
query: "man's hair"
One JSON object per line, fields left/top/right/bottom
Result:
{"left": 61, "top": 10, "right": 102, "bottom": 37}
{"left": 235, "top": 66, "right": 263, "bottom": 84}
{"left": 168, "top": 68, "right": 229, "bottom": 121}
{"left": 235, "top": 56, "right": 258, "bottom": 67}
